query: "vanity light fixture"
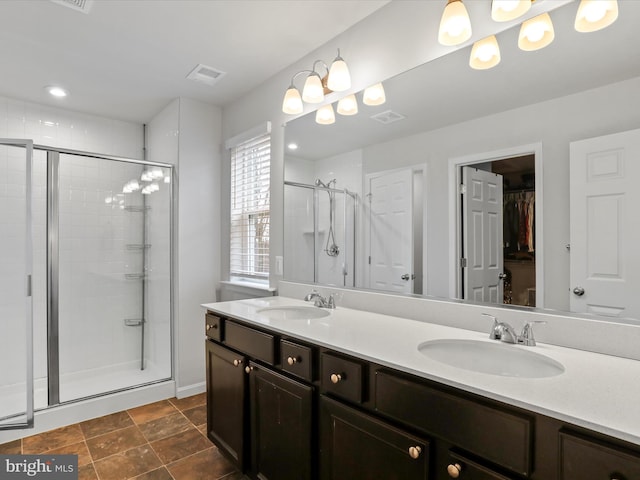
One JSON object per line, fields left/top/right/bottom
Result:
{"left": 574, "top": 0, "right": 618, "bottom": 32}
{"left": 491, "top": 0, "right": 531, "bottom": 22}
{"left": 337, "top": 94, "right": 358, "bottom": 116}
{"left": 282, "top": 49, "right": 351, "bottom": 115}
{"left": 518, "top": 12, "right": 555, "bottom": 51}
{"left": 438, "top": 0, "right": 472, "bottom": 46}
{"left": 315, "top": 104, "right": 336, "bottom": 125}
{"left": 362, "top": 83, "right": 386, "bottom": 106}
{"left": 469, "top": 35, "right": 501, "bottom": 69}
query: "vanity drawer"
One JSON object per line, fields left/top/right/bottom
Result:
{"left": 320, "top": 352, "right": 365, "bottom": 404}
{"left": 375, "top": 370, "right": 532, "bottom": 476}
{"left": 446, "top": 450, "right": 513, "bottom": 480}
{"left": 225, "top": 320, "right": 275, "bottom": 365}
{"left": 281, "top": 339, "right": 314, "bottom": 382}
{"left": 559, "top": 431, "right": 640, "bottom": 480}
{"left": 205, "top": 313, "right": 222, "bottom": 341}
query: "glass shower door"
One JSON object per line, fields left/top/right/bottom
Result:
{"left": 0, "top": 139, "right": 34, "bottom": 429}
{"left": 53, "top": 152, "right": 172, "bottom": 403}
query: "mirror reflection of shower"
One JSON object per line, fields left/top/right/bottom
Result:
{"left": 315, "top": 178, "right": 340, "bottom": 257}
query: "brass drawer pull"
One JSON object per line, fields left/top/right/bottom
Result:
{"left": 447, "top": 463, "right": 462, "bottom": 478}
{"left": 245, "top": 366, "right": 253, "bottom": 374}
{"left": 233, "top": 359, "right": 242, "bottom": 367}
{"left": 287, "top": 356, "right": 299, "bottom": 365}
{"left": 408, "top": 446, "right": 422, "bottom": 459}
{"left": 330, "top": 373, "right": 342, "bottom": 384}
{"left": 206, "top": 323, "right": 218, "bottom": 331}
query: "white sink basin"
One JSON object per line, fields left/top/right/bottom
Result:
{"left": 417, "top": 339, "right": 564, "bottom": 378}
{"left": 256, "top": 306, "right": 331, "bottom": 321}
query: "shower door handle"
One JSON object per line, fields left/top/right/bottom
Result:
{"left": 401, "top": 274, "right": 414, "bottom": 281}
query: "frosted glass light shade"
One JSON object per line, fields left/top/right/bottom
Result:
{"left": 469, "top": 35, "right": 501, "bottom": 70}
{"left": 518, "top": 13, "right": 555, "bottom": 51}
{"left": 362, "top": 83, "right": 386, "bottom": 106}
{"left": 438, "top": 0, "right": 472, "bottom": 46}
{"left": 302, "top": 73, "right": 324, "bottom": 103}
{"left": 337, "top": 95, "right": 358, "bottom": 116}
{"left": 328, "top": 55, "right": 351, "bottom": 92}
{"left": 575, "top": 0, "right": 618, "bottom": 32}
{"left": 315, "top": 104, "right": 335, "bottom": 125}
{"left": 491, "top": 0, "right": 531, "bottom": 22}
{"left": 282, "top": 86, "right": 303, "bottom": 114}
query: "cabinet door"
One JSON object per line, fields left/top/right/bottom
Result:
{"left": 320, "top": 395, "right": 429, "bottom": 480}
{"left": 250, "top": 362, "right": 314, "bottom": 480}
{"left": 206, "top": 340, "right": 247, "bottom": 470}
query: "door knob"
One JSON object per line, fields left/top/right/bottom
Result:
{"left": 498, "top": 273, "right": 507, "bottom": 280}
{"left": 573, "top": 286, "right": 585, "bottom": 296}
{"left": 401, "top": 274, "right": 410, "bottom": 281}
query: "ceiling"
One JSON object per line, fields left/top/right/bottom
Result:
{"left": 286, "top": 0, "right": 640, "bottom": 161}
{"left": 0, "top": 0, "right": 388, "bottom": 123}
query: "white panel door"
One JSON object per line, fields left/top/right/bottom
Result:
{"left": 570, "top": 128, "right": 640, "bottom": 319}
{"left": 368, "top": 168, "right": 413, "bottom": 293}
{"left": 462, "top": 166, "right": 503, "bottom": 304}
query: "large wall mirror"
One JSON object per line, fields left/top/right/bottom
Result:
{"left": 283, "top": 1, "right": 640, "bottom": 322}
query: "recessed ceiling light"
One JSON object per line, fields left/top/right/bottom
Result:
{"left": 45, "top": 86, "right": 69, "bottom": 98}
{"left": 287, "top": 143, "right": 298, "bottom": 150}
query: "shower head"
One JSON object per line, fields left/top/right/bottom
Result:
{"left": 315, "top": 178, "right": 327, "bottom": 188}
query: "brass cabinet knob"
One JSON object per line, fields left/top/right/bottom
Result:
{"left": 408, "top": 446, "right": 422, "bottom": 459}
{"left": 330, "top": 373, "right": 342, "bottom": 384}
{"left": 233, "top": 359, "right": 242, "bottom": 367}
{"left": 447, "top": 463, "right": 462, "bottom": 478}
{"left": 206, "top": 324, "right": 217, "bottom": 331}
{"left": 287, "top": 356, "right": 298, "bottom": 366}
{"left": 244, "top": 366, "right": 253, "bottom": 374}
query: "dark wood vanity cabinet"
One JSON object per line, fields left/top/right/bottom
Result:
{"left": 205, "top": 339, "right": 247, "bottom": 468}
{"left": 205, "top": 311, "right": 640, "bottom": 480}
{"left": 319, "top": 395, "right": 430, "bottom": 480}
{"left": 205, "top": 316, "right": 315, "bottom": 478}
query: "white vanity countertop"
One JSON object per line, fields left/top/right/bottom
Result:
{"left": 202, "top": 296, "right": 640, "bottom": 446}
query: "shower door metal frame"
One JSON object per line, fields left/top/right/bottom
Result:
{"left": 0, "top": 139, "right": 34, "bottom": 430}
{"left": 41, "top": 144, "right": 175, "bottom": 408}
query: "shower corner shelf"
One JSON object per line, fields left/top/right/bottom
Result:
{"left": 124, "top": 318, "right": 145, "bottom": 327}
{"left": 125, "top": 273, "right": 146, "bottom": 280}
{"left": 126, "top": 244, "right": 152, "bottom": 251}
{"left": 124, "top": 205, "right": 151, "bottom": 213}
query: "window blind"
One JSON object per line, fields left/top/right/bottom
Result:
{"left": 230, "top": 132, "right": 270, "bottom": 279}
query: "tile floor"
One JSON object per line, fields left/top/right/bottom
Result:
{"left": 0, "top": 393, "right": 246, "bottom": 480}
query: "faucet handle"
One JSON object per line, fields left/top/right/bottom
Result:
{"left": 519, "top": 321, "right": 546, "bottom": 346}
{"left": 483, "top": 313, "right": 499, "bottom": 339}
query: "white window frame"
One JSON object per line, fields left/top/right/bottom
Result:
{"left": 228, "top": 124, "right": 271, "bottom": 281}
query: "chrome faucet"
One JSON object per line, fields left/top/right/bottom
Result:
{"left": 304, "top": 290, "right": 336, "bottom": 309}
{"left": 484, "top": 313, "right": 545, "bottom": 346}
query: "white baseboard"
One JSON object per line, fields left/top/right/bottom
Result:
{"left": 176, "top": 381, "right": 206, "bottom": 399}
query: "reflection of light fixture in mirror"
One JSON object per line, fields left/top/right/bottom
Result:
{"left": 362, "top": 83, "right": 386, "bottom": 106}
{"left": 302, "top": 73, "right": 324, "bottom": 103}
{"left": 327, "top": 49, "right": 351, "bottom": 92}
{"left": 575, "top": 0, "right": 618, "bottom": 32}
{"left": 518, "top": 12, "right": 555, "bottom": 51}
{"left": 491, "top": 0, "right": 531, "bottom": 22}
{"left": 316, "top": 104, "right": 336, "bottom": 125}
{"left": 438, "top": 0, "right": 472, "bottom": 46}
{"left": 469, "top": 35, "right": 501, "bottom": 70}
{"left": 282, "top": 49, "right": 351, "bottom": 114}
{"left": 337, "top": 95, "right": 358, "bottom": 116}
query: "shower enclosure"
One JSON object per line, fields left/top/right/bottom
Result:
{"left": 0, "top": 140, "right": 173, "bottom": 430}
{"left": 284, "top": 180, "right": 357, "bottom": 286}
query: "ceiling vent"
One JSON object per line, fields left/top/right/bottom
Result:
{"left": 370, "top": 110, "right": 406, "bottom": 125}
{"left": 49, "top": 0, "right": 94, "bottom": 14}
{"left": 186, "top": 64, "right": 227, "bottom": 87}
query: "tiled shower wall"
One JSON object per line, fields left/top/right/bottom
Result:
{"left": 0, "top": 95, "right": 171, "bottom": 400}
